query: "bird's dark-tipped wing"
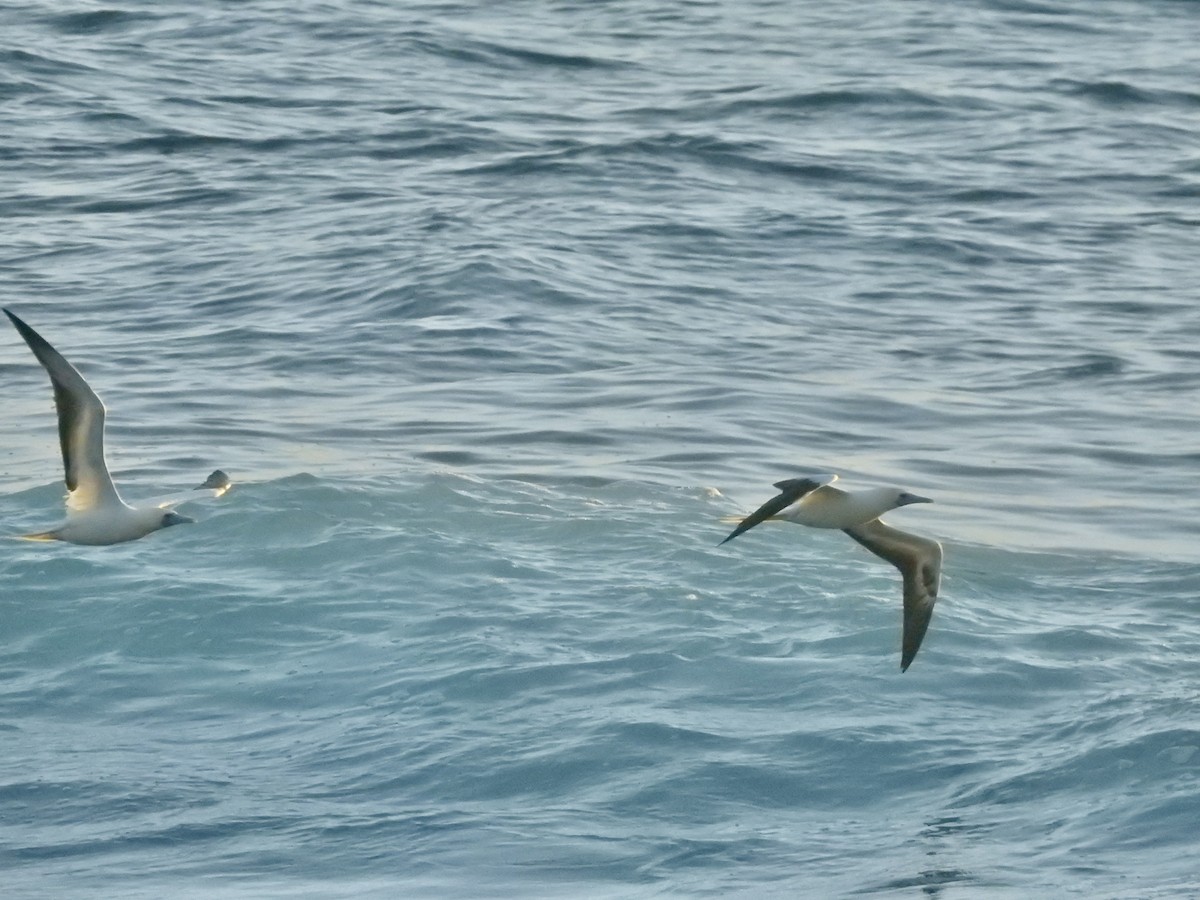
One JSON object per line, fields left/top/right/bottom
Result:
{"left": 144, "top": 470, "right": 233, "bottom": 509}
{"left": 5, "top": 308, "right": 120, "bottom": 511}
{"left": 720, "top": 475, "right": 834, "bottom": 545}
{"left": 843, "top": 518, "right": 943, "bottom": 671}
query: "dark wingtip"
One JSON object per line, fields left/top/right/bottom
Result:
{"left": 720, "top": 476, "right": 826, "bottom": 548}
{"left": 4, "top": 308, "right": 50, "bottom": 354}
{"left": 196, "top": 469, "right": 231, "bottom": 491}
{"left": 719, "top": 518, "right": 752, "bottom": 545}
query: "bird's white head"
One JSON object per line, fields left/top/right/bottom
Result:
{"left": 160, "top": 510, "right": 194, "bottom": 529}
{"left": 855, "top": 487, "right": 933, "bottom": 517}
{"left": 893, "top": 489, "right": 932, "bottom": 508}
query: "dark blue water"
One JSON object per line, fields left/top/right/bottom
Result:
{"left": 3, "top": 2, "right": 1199, "bottom": 897}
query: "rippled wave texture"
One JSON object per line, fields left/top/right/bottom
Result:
{"left": 3, "top": 1, "right": 1200, "bottom": 897}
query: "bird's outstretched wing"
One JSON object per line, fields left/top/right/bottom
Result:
{"left": 5, "top": 309, "right": 121, "bottom": 512}
{"left": 720, "top": 474, "right": 837, "bottom": 545}
{"left": 144, "top": 470, "right": 233, "bottom": 509}
{"left": 843, "top": 518, "right": 943, "bottom": 671}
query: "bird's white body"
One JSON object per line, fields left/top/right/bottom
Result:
{"left": 778, "top": 485, "right": 918, "bottom": 529}
{"left": 32, "top": 503, "right": 187, "bottom": 546}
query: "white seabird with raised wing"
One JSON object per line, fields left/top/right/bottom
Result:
{"left": 5, "top": 308, "right": 230, "bottom": 545}
{"left": 721, "top": 474, "right": 942, "bottom": 671}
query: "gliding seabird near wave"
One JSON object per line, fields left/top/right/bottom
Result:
{"left": 5, "top": 309, "right": 230, "bottom": 545}
{"left": 721, "top": 474, "right": 942, "bottom": 671}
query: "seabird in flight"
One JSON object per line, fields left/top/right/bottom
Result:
{"left": 721, "top": 474, "right": 942, "bottom": 671}
{"left": 5, "top": 308, "right": 230, "bottom": 545}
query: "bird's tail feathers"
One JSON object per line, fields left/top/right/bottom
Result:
{"left": 15, "top": 530, "right": 61, "bottom": 542}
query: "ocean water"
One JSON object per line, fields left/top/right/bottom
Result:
{"left": 2, "top": 1, "right": 1199, "bottom": 896}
